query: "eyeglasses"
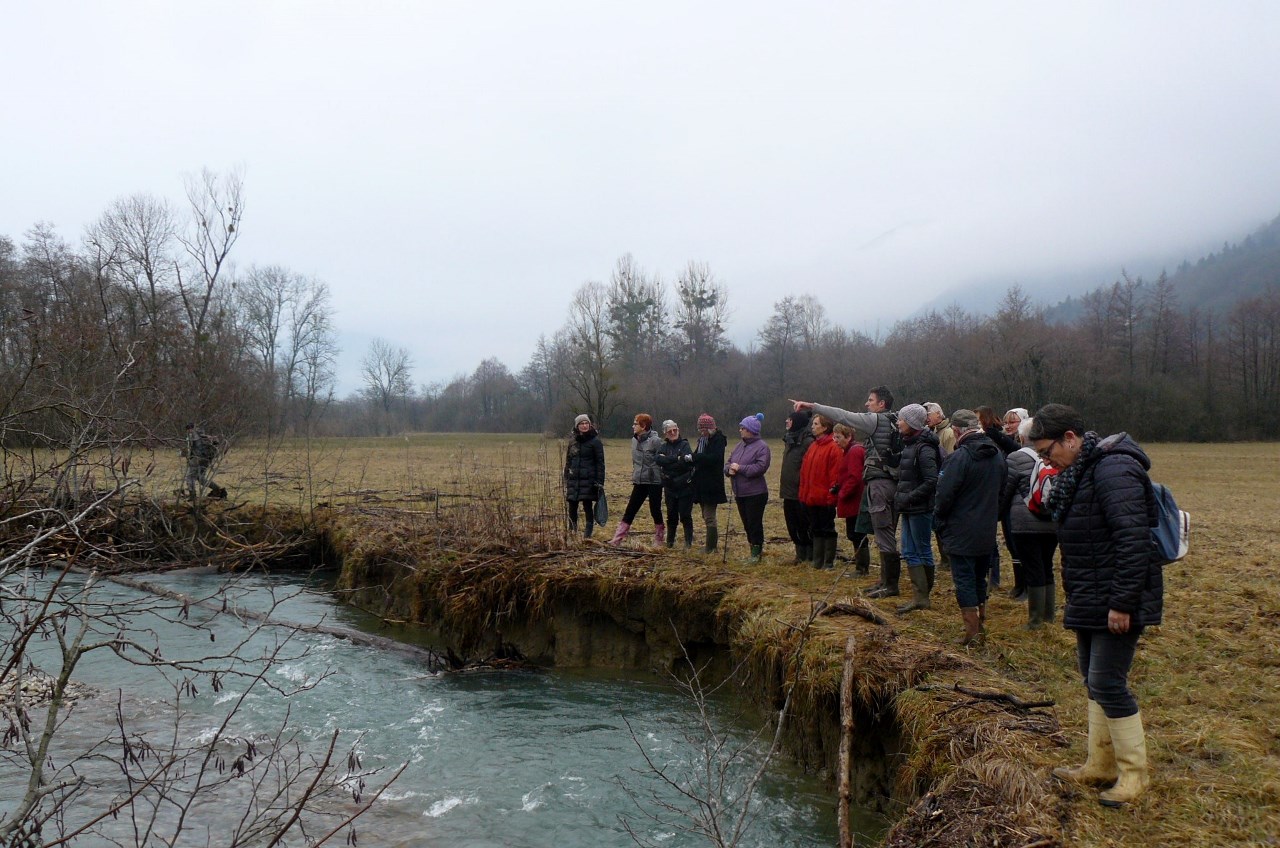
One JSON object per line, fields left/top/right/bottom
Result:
{"left": 1036, "top": 438, "right": 1062, "bottom": 460}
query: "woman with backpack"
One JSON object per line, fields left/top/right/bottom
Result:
{"left": 1001, "top": 417, "right": 1058, "bottom": 628}
{"left": 1029, "top": 403, "right": 1163, "bottom": 808}
{"left": 563, "top": 414, "right": 606, "bottom": 538}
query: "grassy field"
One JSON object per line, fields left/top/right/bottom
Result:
{"left": 199, "top": 433, "right": 1280, "bottom": 846}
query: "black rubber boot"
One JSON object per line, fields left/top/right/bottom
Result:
{"left": 704, "top": 527, "right": 718, "bottom": 553}
{"left": 867, "top": 552, "right": 901, "bottom": 597}
{"left": 854, "top": 541, "right": 871, "bottom": 576}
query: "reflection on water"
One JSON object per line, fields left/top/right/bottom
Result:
{"left": 3, "top": 568, "right": 882, "bottom": 847}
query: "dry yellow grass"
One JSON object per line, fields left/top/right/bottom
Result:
{"left": 180, "top": 434, "right": 1280, "bottom": 845}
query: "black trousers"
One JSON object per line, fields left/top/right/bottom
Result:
{"left": 664, "top": 490, "right": 694, "bottom": 543}
{"left": 566, "top": 499, "right": 596, "bottom": 530}
{"left": 1011, "top": 532, "right": 1057, "bottom": 588}
{"left": 806, "top": 503, "right": 837, "bottom": 538}
{"left": 735, "top": 493, "right": 769, "bottom": 547}
{"left": 782, "top": 498, "right": 811, "bottom": 545}
{"left": 1076, "top": 629, "right": 1142, "bottom": 718}
{"left": 622, "top": 483, "right": 663, "bottom": 526}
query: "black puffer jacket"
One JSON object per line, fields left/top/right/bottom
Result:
{"left": 933, "top": 431, "right": 1007, "bottom": 555}
{"left": 893, "top": 429, "right": 941, "bottom": 515}
{"left": 691, "top": 430, "right": 728, "bottom": 505}
{"left": 564, "top": 429, "right": 605, "bottom": 501}
{"left": 1056, "top": 434, "right": 1163, "bottom": 631}
{"left": 655, "top": 437, "right": 695, "bottom": 497}
{"left": 779, "top": 412, "right": 813, "bottom": 500}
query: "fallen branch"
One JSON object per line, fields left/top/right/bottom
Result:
{"left": 954, "top": 683, "right": 1055, "bottom": 710}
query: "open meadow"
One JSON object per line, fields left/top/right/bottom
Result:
{"left": 178, "top": 432, "right": 1279, "bottom": 846}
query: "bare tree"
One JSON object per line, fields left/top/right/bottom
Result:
{"left": 361, "top": 338, "right": 414, "bottom": 435}
{"left": 561, "top": 282, "right": 621, "bottom": 426}
{"left": 672, "top": 261, "right": 730, "bottom": 367}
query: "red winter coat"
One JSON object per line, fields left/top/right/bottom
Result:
{"left": 798, "top": 433, "right": 842, "bottom": 508}
{"left": 835, "top": 442, "right": 866, "bottom": 518}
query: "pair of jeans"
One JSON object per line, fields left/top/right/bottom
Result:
{"left": 735, "top": 493, "right": 768, "bottom": 547}
{"left": 949, "top": 552, "right": 992, "bottom": 609}
{"left": 1075, "top": 628, "right": 1142, "bottom": 718}
{"left": 899, "top": 513, "right": 935, "bottom": 567}
{"left": 622, "top": 484, "right": 663, "bottom": 526}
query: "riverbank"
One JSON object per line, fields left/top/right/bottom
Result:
{"left": 15, "top": 437, "right": 1278, "bottom": 846}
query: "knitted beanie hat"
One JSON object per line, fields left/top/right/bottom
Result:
{"left": 697, "top": 413, "right": 716, "bottom": 430}
{"left": 899, "top": 403, "right": 928, "bottom": 431}
{"left": 574, "top": 414, "right": 591, "bottom": 427}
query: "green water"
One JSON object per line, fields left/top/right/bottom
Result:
{"left": 2, "top": 569, "right": 883, "bottom": 846}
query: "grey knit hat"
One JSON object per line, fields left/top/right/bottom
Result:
{"left": 950, "top": 408, "right": 980, "bottom": 430}
{"left": 574, "top": 414, "right": 591, "bottom": 427}
{"left": 899, "top": 403, "right": 928, "bottom": 431}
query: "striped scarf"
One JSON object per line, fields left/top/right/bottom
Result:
{"left": 1047, "top": 431, "right": 1101, "bottom": 523}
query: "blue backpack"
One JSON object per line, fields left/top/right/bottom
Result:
{"left": 1150, "top": 481, "right": 1189, "bottom": 565}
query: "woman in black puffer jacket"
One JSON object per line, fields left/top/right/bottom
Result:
{"left": 1029, "top": 404, "right": 1162, "bottom": 809}
{"left": 564, "top": 414, "right": 606, "bottom": 537}
{"left": 891, "top": 404, "right": 941, "bottom": 615}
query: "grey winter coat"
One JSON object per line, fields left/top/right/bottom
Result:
{"left": 1002, "top": 447, "right": 1056, "bottom": 535}
{"left": 812, "top": 404, "right": 898, "bottom": 481}
{"left": 1055, "top": 434, "right": 1164, "bottom": 631}
{"left": 933, "top": 431, "right": 1007, "bottom": 555}
{"left": 631, "top": 429, "right": 663, "bottom": 485}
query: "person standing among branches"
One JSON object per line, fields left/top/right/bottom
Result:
{"left": 690, "top": 413, "right": 728, "bottom": 553}
{"left": 564, "top": 414, "right": 605, "bottom": 538}
{"left": 182, "top": 422, "right": 226, "bottom": 499}
{"left": 655, "top": 420, "right": 696, "bottom": 548}
{"left": 1030, "top": 403, "right": 1162, "bottom": 807}
{"left": 611, "top": 413, "right": 664, "bottom": 546}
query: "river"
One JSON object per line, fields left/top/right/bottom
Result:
{"left": 2, "top": 568, "right": 882, "bottom": 846}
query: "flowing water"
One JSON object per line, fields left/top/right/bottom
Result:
{"left": 3, "top": 568, "right": 883, "bottom": 846}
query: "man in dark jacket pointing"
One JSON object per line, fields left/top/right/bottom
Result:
{"left": 933, "top": 408, "right": 1006, "bottom": 646}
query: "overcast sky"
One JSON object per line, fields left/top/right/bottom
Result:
{"left": 5, "top": 2, "right": 1279, "bottom": 394}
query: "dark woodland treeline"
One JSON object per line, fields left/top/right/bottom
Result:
{"left": 3, "top": 176, "right": 1278, "bottom": 449}
{"left": 367, "top": 223, "right": 1280, "bottom": 442}
{"left": 0, "top": 170, "right": 340, "bottom": 455}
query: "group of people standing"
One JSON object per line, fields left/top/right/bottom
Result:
{"left": 564, "top": 389, "right": 1163, "bottom": 807}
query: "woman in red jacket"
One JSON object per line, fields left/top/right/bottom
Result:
{"left": 798, "top": 414, "right": 844, "bottom": 569}
{"left": 833, "top": 423, "right": 868, "bottom": 572}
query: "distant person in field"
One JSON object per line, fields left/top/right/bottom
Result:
{"left": 790, "top": 386, "right": 902, "bottom": 597}
{"left": 892, "top": 403, "right": 941, "bottom": 615}
{"left": 932, "top": 409, "right": 1006, "bottom": 646}
{"left": 832, "top": 423, "right": 868, "bottom": 575}
{"left": 797, "top": 414, "right": 842, "bottom": 569}
{"left": 1030, "top": 403, "right": 1162, "bottom": 807}
{"left": 725, "top": 414, "right": 771, "bottom": 563}
{"left": 779, "top": 408, "right": 815, "bottom": 563}
{"left": 610, "top": 413, "right": 664, "bottom": 546}
{"left": 654, "top": 419, "right": 696, "bottom": 548}
{"left": 183, "top": 423, "right": 226, "bottom": 499}
{"left": 690, "top": 413, "right": 728, "bottom": 553}
{"left": 1001, "top": 406, "right": 1032, "bottom": 600}
{"left": 563, "top": 414, "right": 605, "bottom": 538}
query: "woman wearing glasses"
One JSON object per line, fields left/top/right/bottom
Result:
{"left": 1029, "top": 403, "right": 1162, "bottom": 808}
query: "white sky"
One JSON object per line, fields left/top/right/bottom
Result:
{"left": 5, "top": 2, "right": 1279, "bottom": 394}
